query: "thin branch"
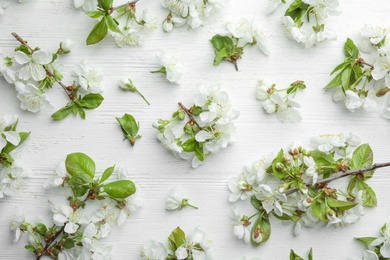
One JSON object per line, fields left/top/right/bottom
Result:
{"left": 284, "top": 162, "right": 390, "bottom": 196}
{"left": 178, "top": 102, "right": 203, "bottom": 130}
{"left": 11, "top": 33, "right": 72, "bottom": 99}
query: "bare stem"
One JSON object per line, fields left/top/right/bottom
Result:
{"left": 284, "top": 162, "right": 390, "bottom": 196}
{"left": 11, "top": 33, "right": 72, "bottom": 99}
{"left": 233, "top": 60, "right": 238, "bottom": 71}
{"left": 36, "top": 197, "right": 89, "bottom": 260}
{"left": 178, "top": 102, "right": 203, "bottom": 130}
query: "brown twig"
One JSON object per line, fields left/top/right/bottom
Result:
{"left": 178, "top": 102, "right": 203, "bottom": 130}
{"left": 11, "top": 32, "right": 72, "bottom": 99}
{"left": 284, "top": 162, "right": 390, "bottom": 196}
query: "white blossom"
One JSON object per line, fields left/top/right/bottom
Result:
{"left": 140, "top": 240, "right": 168, "bottom": 260}
{"left": 230, "top": 207, "right": 251, "bottom": 243}
{"left": 371, "top": 223, "right": 390, "bottom": 258}
{"left": 361, "top": 24, "right": 390, "bottom": 46}
{"left": 372, "top": 51, "right": 390, "bottom": 88}
{"left": 310, "top": 132, "right": 360, "bottom": 155}
{"left": 44, "top": 161, "right": 68, "bottom": 189}
{"left": 48, "top": 200, "right": 80, "bottom": 234}
{"left": 302, "top": 0, "right": 339, "bottom": 19}
{"left": 16, "top": 82, "right": 53, "bottom": 113}
{"left": 61, "top": 39, "right": 73, "bottom": 53}
{"left": 14, "top": 50, "right": 52, "bottom": 81}
{"left": 0, "top": 47, "right": 16, "bottom": 83}
{"left": 10, "top": 206, "right": 25, "bottom": 243}
{"left": 72, "top": 61, "right": 103, "bottom": 94}
{"left": 255, "top": 184, "right": 286, "bottom": 216}
{"left": 155, "top": 51, "right": 185, "bottom": 84}
{"left": 282, "top": 16, "right": 307, "bottom": 44}
{"left": 74, "top": 0, "right": 97, "bottom": 12}
{"left": 1, "top": 163, "right": 30, "bottom": 193}
{"left": 166, "top": 186, "right": 197, "bottom": 211}
{"left": 0, "top": 114, "right": 20, "bottom": 150}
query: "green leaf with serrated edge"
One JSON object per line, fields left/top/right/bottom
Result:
{"left": 64, "top": 238, "right": 75, "bottom": 249}
{"left": 214, "top": 47, "right": 229, "bottom": 66}
{"left": 106, "top": 15, "right": 121, "bottom": 33}
{"left": 79, "top": 94, "right": 104, "bottom": 109}
{"left": 168, "top": 227, "right": 186, "bottom": 251}
{"left": 25, "top": 245, "right": 35, "bottom": 253}
{"left": 327, "top": 197, "right": 357, "bottom": 211}
{"left": 97, "top": 0, "right": 112, "bottom": 11}
{"left": 290, "top": 249, "right": 304, "bottom": 260}
{"left": 356, "top": 181, "right": 377, "bottom": 207}
{"left": 86, "top": 17, "right": 108, "bottom": 45}
{"left": 66, "top": 153, "right": 96, "bottom": 178}
{"left": 330, "top": 61, "right": 349, "bottom": 75}
{"left": 211, "top": 35, "right": 233, "bottom": 51}
{"left": 347, "top": 175, "right": 357, "bottom": 195}
{"left": 86, "top": 11, "right": 104, "bottom": 18}
{"left": 355, "top": 237, "right": 377, "bottom": 245}
{"left": 350, "top": 144, "right": 373, "bottom": 175}
{"left": 182, "top": 137, "right": 197, "bottom": 152}
{"left": 69, "top": 172, "right": 93, "bottom": 186}
{"left": 271, "top": 149, "right": 285, "bottom": 179}
{"left": 341, "top": 67, "right": 352, "bottom": 91}
{"left": 308, "top": 248, "right": 313, "bottom": 260}
{"left": 3, "top": 132, "right": 30, "bottom": 153}
{"left": 324, "top": 72, "right": 342, "bottom": 89}
{"left": 36, "top": 223, "right": 47, "bottom": 236}
{"left": 51, "top": 104, "right": 74, "bottom": 120}
{"left": 100, "top": 166, "right": 114, "bottom": 183}
{"left": 344, "top": 38, "right": 358, "bottom": 56}
{"left": 251, "top": 212, "right": 271, "bottom": 247}
{"left": 311, "top": 195, "right": 327, "bottom": 222}
{"left": 103, "top": 180, "right": 136, "bottom": 198}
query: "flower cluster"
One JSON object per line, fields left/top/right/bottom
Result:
{"left": 350, "top": 223, "right": 390, "bottom": 260}
{"left": 256, "top": 79, "right": 306, "bottom": 122}
{"left": 152, "top": 51, "right": 185, "bottom": 84}
{"left": 326, "top": 25, "right": 390, "bottom": 119}
{"left": 210, "top": 18, "right": 270, "bottom": 70}
{"left": 268, "top": 0, "right": 340, "bottom": 48}
{"left": 0, "top": 0, "right": 27, "bottom": 15}
{"left": 78, "top": 0, "right": 158, "bottom": 46}
{"left": 11, "top": 153, "right": 139, "bottom": 259}
{"left": 228, "top": 133, "right": 385, "bottom": 247}
{"left": 0, "top": 114, "right": 30, "bottom": 198}
{"left": 153, "top": 84, "right": 239, "bottom": 168}
{"left": 140, "top": 226, "right": 213, "bottom": 260}
{"left": 161, "top": 0, "right": 225, "bottom": 32}
{"left": 1, "top": 34, "right": 104, "bottom": 120}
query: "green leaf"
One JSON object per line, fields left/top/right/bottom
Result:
{"left": 116, "top": 113, "right": 141, "bottom": 146}
{"left": 271, "top": 149, "right": 286, "bottom": 179}
{"left": 100, "top": 166, "right": 115, "bottom": 183}
{"left": 103, "top": 180, "right": 136, "bottom": 198}
{"left": 344, "top": 38, "right": 358, "bottom": 56}
{"left": 195, "top": 144, "right": 204, "bottom": 162}
{"left": 64, "top": 238, "right": 75, "bottom": 249}
{"left": 74, "top": 186, "right": 89, "bottom": 197}
{"left": 168, "top": 227, "right": 186, "bottom": 252}
{"left": 290, "top": 249, "right": 304, "bottom": 260}
{"left": 355, "top": 236, "right": 377, "bottom": 245}
{"left": 69, "top": 172, "right": 93, "bottom": 186}
{"left": 330, "top": 61, "right": 349, "bottom": 75}
{"left": 341, "top": 67, "right": 352, "bottom": 91}
{"left": 25, "top": 245, "right": 35, "bottom": 253}
{"left": 86, "top": 11, "right": 104, "bottom": 18}
{"left": 347, "top": 176, "right": 357, "bottom": 195}
{"left": 79, "top": 94, "right": 104, "bottom": 109}
{"left": 211, "top": 35, "right": 233, "bottom": 51}
{"left": 356, "top": 181, "right": 377, "bottom": 207}
{"left": 324, "top": 72, "right": 342, "bottom": 89}
{"left": 182, "top": 137, "right": 197, "bottom": 152}
{"left": 65, "top": 153, "right": 96, "bottom": 178}
{"left": 86, "top": 17, "right": 108, "bottom": 45}
{"left": 251, "top": 213, "right": 271, "bottom": 247}
{"left": 3, "top": 131, "right": 30, "bottom": 153}
{"left": 350, "top": 144, "right": 374, "bottom": 179}
{"left": 97, "top": 0, "right": 113, "bottom": 11}
{"left": 77, "top": 105, "right": 86, "bottom": 119}
{"left": 327, "top": 197, "right": 357, "bottom": 211}
{"left": 251, "top": 196, "right": 263, "bottom": 211}
{"left": 311, "top": 195, "right": 327, "bottom": 222}
{"left": 51, "top": 104, "right": 74, "bottom": 120}
{"left": 213, "top": 47, "right": 229, "bottom": 66}
{"left": 36, "top": 223, "right": 47, "bottom": 236}
{"left": 106, "top": 15, "right": 121, "bottom": 33}
{"left": 308, "top": 248, "right": 313, "bottom": 260}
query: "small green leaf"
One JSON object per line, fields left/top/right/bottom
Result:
{"left": 210, "top": 35, "right": 233, "bottom": 51}
{"left": 182, "top": 137, "right": 197, "bottom": 152}
{"left": 25, "top": 245, "right": 35, "bottom": 253}
{"left": 290, "top": 249, "right": 304, "bottom": 260}
{"left": 103, "top": 180, "right": 136, "bottom": 198}
{"left": 311, "top": 195, "right": 327, "bottom": 222}
{"left": 341, "top": 67, "right": 352, "bottom": 91}
{"left": 327, "top": 197, "right": 357, "bottom": 211}
{"left": 355, "top": 237, "right": 377, "bottom": 245}
{"left": 251, "top": 213, "right": 271, "bottom": 247}
{"left": 251, "top": 196, "right": 263, "bottom": 211}
{"left": 86, "top": 11, "right": 104, "bottom": 18}
{"left": 65, "top": 153, "right": 96, "bottom": 178}
{"left": 308, "top": 248, "right": 313, "bottom": 260}
{"left": 168, "top": 227, "right": 186, "bottom": 252}
{"left": 116, "top": 113, "right": 141, "bottom": 146}
{"left": 64, "top": 238, "right": 75, "bottom": 249}
{"left": 344, "top": 38, "right": 358, "bottom": 56}
{"left": 324, "top": 72, "right": 342, "bottom": 89}
{"left": 69, "top": 172, "right": 93, "bottom": 186}
{"left": 36, "top": 223, "right": 47, "bottom": 236}
{"left": 347, "top": 176, "right": 357, "bottom": 195}
{"left": 51, "top": 104, "right": 74, "bottom": 120}
{"left": 271, "top": 149, "right": 286, "bottom": 179}
{"left": 100, "top": 166, "right": 115, "bottom": 183}
{"left": 356, "top": 181, "right": 377, "bottom": 207}
{"left": 350, "top": 144, "right": 374, "bottom": 178}
{"left": 3, "top": 131, "right": 30, "bottom": 153}
{"left": 106, "top": 15, "right": 121, "bottom": 33}
{"left": 74, "top": 186, "right": 89, "bottom": 197}
{"left": 330, "top": 61, "right": 349, "bottom": 75}
{"left": 213, "top": 47, "right": 229, "bottom": 66}
{"left": 77, "top": 105, "right": 86, "bottom": 119}
{"left": 97, "top": 0, "right": 113, "bottom": 11}
{"left": 79, "top": 93, "right": 104, "bottom": 109}
{"left": 86, "top": 17, "right": 108, "bottom": 45}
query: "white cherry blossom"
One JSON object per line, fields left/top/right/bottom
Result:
{"left": 155, "top": 51, "right": 185, "bottom": 84}
{"left": 14, "top": 50, "right": 52, "bottom": 81}
{"left": 140, "top": 240, "right": 168, "bottom": 260}
{"left": 72, "top": 61, "right": 103, "bottom": 94}
{"left": 16, "top": 82, "right": 53, "bottom": 112}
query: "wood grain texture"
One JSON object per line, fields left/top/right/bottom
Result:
{"left": 0, "top": 0, "right": 390, "bottom": 259}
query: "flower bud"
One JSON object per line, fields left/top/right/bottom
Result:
{"left": 162, "top": 18, "right": 173, "bottom": 32}
{"left": 178, "top": 110, "right": 185, "bottom": 121}
{"left": 276, "top": 162, "right": 285, "bottom": 171}
{"left": 53, "top": 69, "right": 63, "bottom": 81}
{"left": 60, "top": 39, "right": 73, "bottom": 54}
{"left": 119, "top": 78, "right": 137, "bottom": 92}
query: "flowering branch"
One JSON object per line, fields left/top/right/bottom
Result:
{"left": 11, "top": 32, "right": 72, "bottom": 99}
{"left": 178, "top": 102, "right": 203, "bottom": 130}
{"left": 284, "top": 162, "right": 390, "bottom": 195}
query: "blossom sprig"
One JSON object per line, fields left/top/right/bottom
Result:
{"left": 228, "top": 133, "right": 390, "bottom": 247}
{"left": 256, "top": 79, "right": 306, "bottom": 123}
{"left": 81, "top": 0, "right": 158, "bottom": 46}
{"left": 166, "top": 186, "right": 198, "bottom": 211}
{"left": 350, "top": 223, "right": 390, "bottom": 260}
{"left": 0, "top": 114, "right": 30, "bottom": 198}
{"left": 140, "top": 226, "right": 213, "bottom": 260}
{"left": 161, "top": 0, "right": 225, "bottom": 32}
{"left": 12, "top": 153, "right": 138, "bottom": 259}
{"left": 210, "top": 18, "right": 270, "bottom": 71}
{"left": 269, "top": 0, "right": 340, "bottom": 48}
{"left": 119, "top": 78, "right": 150, "bottom": 105}
{"left": 152, "top": 51, "right": 185, "bottom": 84}
{"left": 0, "top": 33, "right": 104, "bottom": 120}
{"left": 325, "top": 26, "right": 390, "bottom": 119}
{"left": 116, "top": 113, "right": 141, "bottom": 146}
{"left": 153, "top": 84, "right": 239, "bottom": 168}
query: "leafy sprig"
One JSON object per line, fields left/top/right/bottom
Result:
{"left": 116, "top": 113, "right": 141, "bottom": 146}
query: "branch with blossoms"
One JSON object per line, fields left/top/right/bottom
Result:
{"left": 140, "top": 226, "right": 212, "bottom": 260}
{"left": 0, "top": 114, "right": 30, "bottom": 198}
{"left": 161, "top": 0, "right": 225, "bottom": 32}
{"left": 10, "top": 153, "right": 139, "bottom": 259}
{"left": 75, "top": 0, "right": 158, "bottom": 46}
{"left": 228, "top": 133, "right": 390, "bottom": 247}
{"left": 0, "top": 33, "right": 104, "bottom": 120}
{"left": 256, "top": 80, "right": 306, "bottom": 123}
{"left": 325, "top": 25, "right": 390, "bottom": 119}
{"left": 210, "top": 18, "right": 270, "bottom": 71}
{"left": 153, "top": 84, "right": 239, "bottom": 168}
{"left": 266, "top": 0, "right": 340, "bottom": 48}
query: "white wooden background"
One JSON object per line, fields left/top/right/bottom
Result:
{"left": 0, "top": 0, "right": 390, "bottom": 259}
